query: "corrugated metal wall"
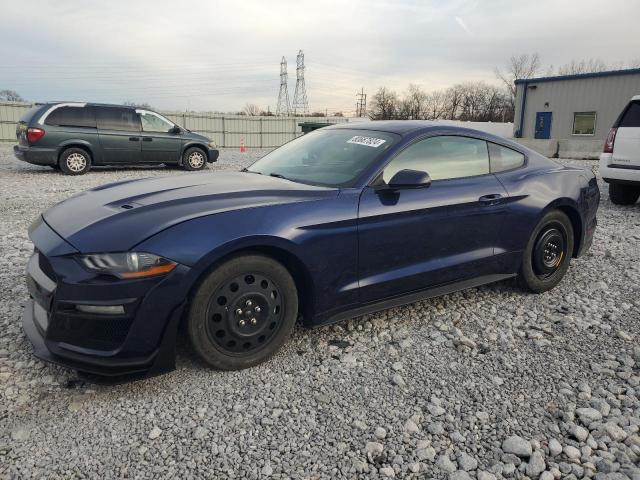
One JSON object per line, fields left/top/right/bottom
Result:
{"left": 0, "top": 102, "right": 348, "bottom": 147}
{"left": 514, "top": 72, "right": 640, "bottom": 141}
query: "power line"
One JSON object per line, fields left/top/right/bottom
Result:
{"left": 276, "top": 56, "right": 291, "bottom": 116}
{"left": 292, "top": 50, "right": 309, "bottom": 116}
{"left": 355, "top": 88, "right": 367, "bottom": 117}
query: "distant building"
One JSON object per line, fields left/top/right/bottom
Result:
{"left": 513, "top": 68, "right": 640, "bottom": 158}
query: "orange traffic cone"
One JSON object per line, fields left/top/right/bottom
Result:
{"left": 240, "top": 138, "right": 246, "bottom": 153}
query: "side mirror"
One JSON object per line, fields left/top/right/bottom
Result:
{"left": 169, "top": 125, "right": 181, "bottom": 134}
{"left": 376, "top": 169, "right": 431, "bottom": 192}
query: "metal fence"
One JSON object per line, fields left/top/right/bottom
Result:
{"left": 0, "top": 101, "right": 349, "bottom": 147}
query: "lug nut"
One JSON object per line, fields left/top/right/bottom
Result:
{"left": 254, "top": 306, "right": 261, "bottom": 313}
{"left": 245, "top": 300, "right": 253, "bottom": 307}
{"left": 250, "top": 318, "right": 257, "bottom": 325}
{"left": 235, "top": 308, "right": 243, "bottom": 316}
{"left": 239, "top": 319, "right": 246, "bottom": 327}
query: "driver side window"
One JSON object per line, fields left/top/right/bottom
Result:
{"left": 139, "top": 112, "right": 174, "bottom": 133}
{"left": 382, "top": 136, "right": 490, "bottom": 183}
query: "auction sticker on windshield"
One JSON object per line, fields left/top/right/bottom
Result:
{"left": 347, "top": 136, "right": 387, "bottom": 148}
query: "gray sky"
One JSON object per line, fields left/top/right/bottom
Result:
{"left": 1, "top": 0, "right": 638, "bottom": 114}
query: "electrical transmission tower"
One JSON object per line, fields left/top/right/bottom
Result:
{"left": 292, "top": 50, "right": 309, "bottom": 116}
{"left": 276, "top": 56, "right": 291, "bottom": 116}
{"left": 355, "top": 88, "right": 367, "bottom": 117}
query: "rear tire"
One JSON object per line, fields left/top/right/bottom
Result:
{"left": 609, "top": 183, "right": 640, "bottom": 205}
{"left": 187, "top": 254, "right": 298, "bottom": 370}
{"left": 182, "top": 147, "right": 207, "bottom": 171}
{"left": 59, "top": 147, "right": 91, "bottom": 175}
{"left": 517, "top": 210, "right": 574, "bottom": 293}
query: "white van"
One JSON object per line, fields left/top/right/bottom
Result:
{"left": 600, "top": 95, "right": 640, "bottom": 205}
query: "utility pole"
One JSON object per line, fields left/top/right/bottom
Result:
{"left": 276, "top": 56, "right": 291, "bottom": 116}
{"left": 355, "top": 88, "right": 367, "bottom": 117}
{"left": 292, "top": 50, "right": 310, "bottom": 116}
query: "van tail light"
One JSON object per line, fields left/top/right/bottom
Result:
{"left": 27, "top": 128, "right": 46, "bottom": 143}
{"left": 603, "top": 128, "right": 617, "bottom": 153}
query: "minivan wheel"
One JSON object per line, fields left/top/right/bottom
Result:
{"left": 609, "top": 183, "right": 640, "bottom": 205}
{"left": 59, "top": 148, "right": 91, "bottom": 175}
{"left": 187, "top": 254, "right": 298, "bottom": 370}
{"left": 182, "top": 147, "right": 207, "bottom": 171}
{"left": 517, "top": 210, "right": 574, "bottom": 293}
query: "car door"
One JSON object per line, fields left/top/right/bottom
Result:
{"left": 357, "top": 135, "right": 509, "bottom": 303}
{"left": 96, "top": 106, "right": 142, "bottom": 164}
{"left": 137, "top": 110, "right": 182, "bottom": 164}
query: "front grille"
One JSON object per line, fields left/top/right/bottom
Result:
{"left": 47, "top": 312, "right": 132, "bottom": 351}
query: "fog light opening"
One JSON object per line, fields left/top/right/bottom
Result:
{"left": 75, "top": 304, "right": 125, "bottom": 315}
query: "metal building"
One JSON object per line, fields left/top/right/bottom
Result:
{"left": 513, "top": 68, "right": 640, "bottom": 158}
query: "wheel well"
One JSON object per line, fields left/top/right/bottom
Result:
{"left": 182, "top": 144, "right": 208, "bottom": 163}
{"left": 555, "top": 205, "right": 582, "bottom": 257}
{"left": 58, "top": 144, "right": 93, "bottom": 165}
{"left": 183, "top": 246, "right": 314, "bottom": 326}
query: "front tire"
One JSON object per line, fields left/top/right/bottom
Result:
{"left": 609, "top": 183, "right": 640, "bottom": 205}
{"left": 59, "top": 147, "right": 91, "bottom": 175}
{"left": 518, "top": 210, "right": 574, "bottom": 293}
{"left": 182, "top": 147, "right": 207, "bottom": 171}
{"left": 187, "top": 254, "right": 298, "bottom": 370}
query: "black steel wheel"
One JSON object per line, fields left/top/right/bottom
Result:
{"left": 518, "top": 210, "right": 574, "bottom": 293}
{"left": 187, "top": 254, "right": 298, "bottom": 370}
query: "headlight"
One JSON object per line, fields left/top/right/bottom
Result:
{"left": 77, "top": 252, "right": 177, "bottom": 279}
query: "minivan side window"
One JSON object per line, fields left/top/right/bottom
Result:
{"left": 619, "top": 101, "right": 640, "bottom": 128}
{"left": 96, "top": 107, "right": 140, "bottom": 131}
{"left": 382, "top": 136, "right": 490, "bottom": 183}
{"left": 488, "top": 143, "right": 525, "bottom": 172}
{"left": 45, "top": 106, "right": 96, "bottom": 128}
{"left": 139, "top": 111, "right": 175, "bottom": 132}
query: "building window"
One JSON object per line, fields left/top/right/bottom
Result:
{"left": 572, "top": 112, "right": 596, "bottom": 135}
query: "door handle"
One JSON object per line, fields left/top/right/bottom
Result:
{"left": 142, "top": 137, "right": 152, "bottom": 142}
{"left": 129, "top": 137, "right": 140, "bottom": 141}
{"left": 479, "top": 194, "right": 504, "bottom": 205}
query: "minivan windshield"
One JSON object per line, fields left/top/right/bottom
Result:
{"left": 247, "top": 128, "right": 399, "bottom": 187}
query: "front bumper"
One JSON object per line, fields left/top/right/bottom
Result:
{"left": 14, "top": 144, "right": 58, "bottom": 166}
{"left": 207, "top": 148, "right": 220, "bottom": 163}
{"left": 22, "top": 218, "right": 190, "bottom": 380}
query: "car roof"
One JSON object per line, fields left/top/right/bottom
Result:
{"left": 325, "top": 120, "right": 515, "bottom": 144}
{"left": 43, "top": 101, "right": 144, "bottom": 110}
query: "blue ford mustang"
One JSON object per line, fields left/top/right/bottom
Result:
{"left": 23, "top": 121, "right": 600, "bottom": 379}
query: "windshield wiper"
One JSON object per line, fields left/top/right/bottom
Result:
{"left": 269, "top": 173, "right": 289, "bottom": 180}
{"left": 241, "top": 168, "right": 262, "bottom": 174}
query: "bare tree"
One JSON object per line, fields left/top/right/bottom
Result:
{"left": 369, "top": 87, "right": 399, "bottom": 120}
{"left": 494, "top": 53, "right": 540, "bottom": 120}
{"left": 0, "top": 89, "right": 24, "bottom": 102}
{"left": 423, "top": 90, "right": 448, "bottom": 120}
{"left": 556, "top": 58, "right": 608, "bottom": 75}
{"left": 398, "top": 84, "right": 427, "bottom": 120}
{"left": 123, "top": 100, "right": 153, "bottom": 109}
{"left": 243, "top": 103, "right": 261, "bottom": 116}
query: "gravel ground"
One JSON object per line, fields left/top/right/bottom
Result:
{"left": 0, "top": 144, "right": 638, "bottom": 479}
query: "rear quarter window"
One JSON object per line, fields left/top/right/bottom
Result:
{"left": 19, "top": 106, "right": 42, "bottom": 124}
{"left": 619, "top": 101, "right": 640, "bottom": 128}
{"left": 45, "top": 106, "right": 96, "bottom": 128}
{"left": 488, "top": 143, "right": 525, "bottom": 172}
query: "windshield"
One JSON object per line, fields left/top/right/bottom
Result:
{"left": 247, "top": 128, "right": 399, "bottom": 187}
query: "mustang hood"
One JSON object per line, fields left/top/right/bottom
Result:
{"left": 43, "top": 172, "right": 337, "bottom": 252}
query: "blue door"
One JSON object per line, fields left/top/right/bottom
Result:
{"left": 534, "top": 112, "right": 552, "bottom": 139}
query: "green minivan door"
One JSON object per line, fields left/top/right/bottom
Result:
{"left": 137, "top": 110, "right": 182, "bottom": 164}
{"left": 96, "top": 106, "right": 142, "bottom": 164}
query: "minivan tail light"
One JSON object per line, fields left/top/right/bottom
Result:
{"left": 603, "top": 128, "right": 617, "bottom": 153}
{"left": 27, "top": 128, "right": 45, "bottom": 143}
